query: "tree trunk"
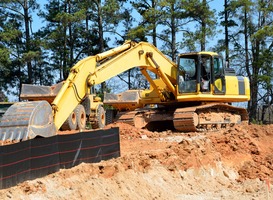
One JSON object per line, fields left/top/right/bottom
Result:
{"left": 23, "top": 0, "right": 33, "bottom": 84}
{"left": 68, "top": 0, "right": 74, "bottom": 69}
{"left": 244, "top": 4, "right": 257, "bottom": 122}
{"left": 152, "top": 25, "right": 157, "bottom": 47}
{"left": 224, "top": 0, "right": 229, "bottom": 68}
{"left": 128, "top": 69, "right": 131, "bottom": 89}
{"left": 62, "top": 2, "right": 68, "bottom": 79}
{"left": 171, "top": 3, "right": 176, "bottom": 61}
{"left": 152, "top": 0, "right": 157, "bottom": 47}
{"left": 200, "top": 0, "right": 207, "bottom": 51}
{"left": 96, "top": 0, "right": 106, "bottom": 93}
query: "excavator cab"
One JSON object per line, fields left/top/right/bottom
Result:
{"left": 177, "top": 52, "right": 225, "bottom": 95}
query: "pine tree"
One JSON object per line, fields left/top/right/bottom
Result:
{"left": 131, "top": 0, "right": 162, "bottom": 46}
{"left": 0, "top": 0, "right": 43, "bottom": 99}
{"left": 225, "top": 0, "right": 273, "bottom": 122}
{"left": 78, "top": 0, "right": 127, "bottom": 94}
{"left": 182, "top": 0, "right": 217, "bottom": 51}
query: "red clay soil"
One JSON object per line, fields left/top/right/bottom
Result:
{"left": 0, "top": 122, "right": 273, "bottom": 199}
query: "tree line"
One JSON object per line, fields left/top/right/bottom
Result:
{"left": 0, "top": 0, "right": 272, "bottom": 122}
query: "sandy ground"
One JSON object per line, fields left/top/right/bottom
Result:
{"left": 0, "top": 123, "right": 273, "bottom": 200}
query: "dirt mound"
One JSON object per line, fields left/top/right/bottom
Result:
{"left": 0, "top": 123, "right": 273, "bottom": 199}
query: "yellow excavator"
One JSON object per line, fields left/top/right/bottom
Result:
{"left": 0, "top": 41, "right": 250, "bottom": 142}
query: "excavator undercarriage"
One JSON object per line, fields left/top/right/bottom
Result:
{"left": 111, "top": 103, "right": 248, "bottom": 132}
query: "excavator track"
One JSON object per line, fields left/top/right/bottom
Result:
{"left": 173, "top": 109, "right": 198, "bottom": 132}
{"left": 115, "top": 111, "right": 142, "bottom": 127}
{"left": 114, "top": 103, "right": 248, "bottom": 132}
{"left": 173, "top": 103, "right": 248, "bottom": 132}
{"left": 115, "top": 109, "right": 175, "bottom": 130}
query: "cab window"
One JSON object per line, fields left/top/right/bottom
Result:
{"left": 179, "top": 58, "right": 196, "bottom": 80}
{"left": 213, "top": 57, "right": 223, "bottom": 77}
{"left": 178, "top": 57, "right": 197, "bottom": 93}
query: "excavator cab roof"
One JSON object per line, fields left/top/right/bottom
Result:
{"left": 178, "top": 51, "right": 219, "bottom": 57}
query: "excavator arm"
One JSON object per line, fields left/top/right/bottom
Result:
{"left": 87, "top": 41, "right": 177, "bottom": 87}
{"left": 52, "top": 41, "right": 177, "bottom": 130}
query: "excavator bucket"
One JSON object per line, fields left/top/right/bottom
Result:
{"left": 0, "top": 101, "right": 56, "bottom": 143}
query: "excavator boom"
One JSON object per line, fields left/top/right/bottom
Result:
{"left": 52, "top": 41, "right": 177, "bottom": 130}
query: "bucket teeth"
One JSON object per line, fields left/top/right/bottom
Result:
{"left": 0, "top": 101, "right": 56, "bottom": 143}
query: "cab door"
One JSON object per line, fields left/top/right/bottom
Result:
{"left": 200, "top": 55, "right": 212, "bottom": 92}
{"left": 177, "top": 56, "right": 197, "bottom": 93}
{"left": 212, "top": 57, "right": 225, "bottom": 94}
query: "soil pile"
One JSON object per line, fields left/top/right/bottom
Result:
{"left": 0, "top": 123, "right": 273, "bottom": 200}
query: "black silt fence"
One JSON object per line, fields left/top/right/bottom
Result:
{"left": 0, "top": 127, "right": 120, "bottom": 189}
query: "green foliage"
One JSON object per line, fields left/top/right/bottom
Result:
{"left": 0, "top": 1, "right": 44, "bottom": 98}
{"left": 252, "top": 25, "right": 273, "bottom": 41}
{"left": 127, "top": 26, "right": 148, "bottom": 42}
{"left": 131, "top": 0, "right": 163, "bottom": 46}
{"left": 0, "top": 48, "right": 11, "bottom": 66}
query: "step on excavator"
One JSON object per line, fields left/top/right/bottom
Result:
{"left": 0, "top": 41, "right": 250, "bottom": 143}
